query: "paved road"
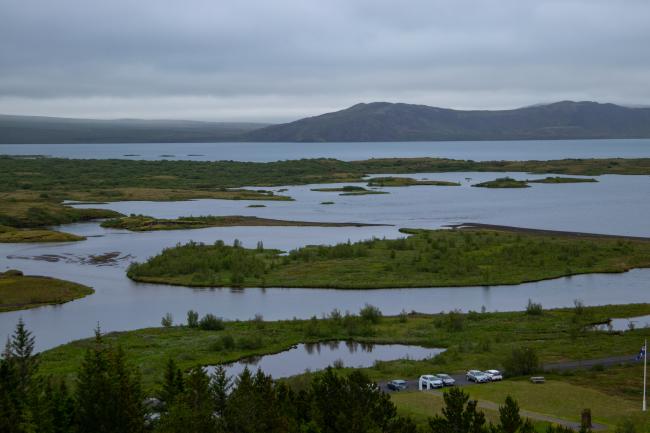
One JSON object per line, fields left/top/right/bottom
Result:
{"left": 379, "top": 354, "right": 642, "bottom": 430}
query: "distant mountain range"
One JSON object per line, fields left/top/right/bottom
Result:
{"left": 2, "top": 101, "right": 650, "bottom": 143}
{"left": 0, "top": 115, "right": 268, "bottom": 144}
{"left": 243, "top": 101, "right": 650, "bottom": 142}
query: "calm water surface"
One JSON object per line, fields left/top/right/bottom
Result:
{"left": 207, "top": 342, "right": 444, "bottom": 379}
{"left": 1, "top": 171, "right": 649, "bottom": 351}
{"left": 2, "top": 138, "right": 650, "bottom": 161}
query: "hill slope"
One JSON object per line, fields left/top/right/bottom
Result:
{"left": 243, "top": 101, "right": 650, "bottom": 142}
{"left": 0, "top": 115, "right": 269, "bottom": 144}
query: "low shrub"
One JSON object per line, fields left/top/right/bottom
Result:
{"left": 199, "top": 314, "right": 225, "bottom": 331}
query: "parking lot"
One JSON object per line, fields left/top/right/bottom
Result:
{"left": 378, "top": 373, "right": 477, "bottom": 393}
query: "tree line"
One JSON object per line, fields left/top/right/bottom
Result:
{"left": 1, "top": 320, "right": 593, "bottom": 433}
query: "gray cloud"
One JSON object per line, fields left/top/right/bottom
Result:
{"left": 0, "top": 0, "right": 649, "bottom": 121}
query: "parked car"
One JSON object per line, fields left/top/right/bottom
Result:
{"left": 435, "top": 373, "right": 456, "bottom": 386}
{"left": 387, "top": 379, "right": 408, "bottom": 391}
{"left": 466, "top": 370, "right": 491, "bottom": 383}
{"left": 484, "top": 369, "right": 503, "bottom": 381}
{"left": 419, "top": 374, "right": 444, "bottom": 390}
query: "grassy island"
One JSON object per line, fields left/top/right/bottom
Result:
{"left": 0, "top": 225, "right": 85, "bottom": 243}
{"left": 0, "top": 270, "right": 93, "bottom": 312}
{"left": 126, "top": 227, "right": 650, "bottom": 289}
{"left": 101, "top": 215, "right": 386, "bottom": 231}
{"left": 311, "top": 185, "right": 389, "bottom": 195}
{"left": 367, "top": 177, "right": 460, "bottom": 187}
{"left": 472, "top": 177, "right": 530, "bottom": 188}
{"left": 527, "top": 176, "right": 598, "bottom": 184}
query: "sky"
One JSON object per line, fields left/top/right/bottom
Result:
{"left": 0, "top": 0, "right": 649, "bottom": 122}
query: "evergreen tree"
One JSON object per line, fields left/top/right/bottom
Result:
{"left": 429, "top": 387, "right": 488, "bottom": 433}
{"left": 4, "top": 318, "right": 38, "bottom": 397}
{"left": 75, "top": 327, "right": 144, "bottom": 433}
{"left": 157, "top": 367, "right": 218, "bottom": 433}
{"left": 160, "top": 359, "right": 184, "bottom": 405}
{"left": 209, "top": 365, "right": 231, "bottom": 417}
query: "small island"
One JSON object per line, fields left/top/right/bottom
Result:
{"left": 0, "top": 225, "right": 85, "bottom": 243}
{"left": 367, "top": 177, "right": 460, "bottom": 187}
{"left": 101, "top": 215, "right": 387, "bottom": 231}
{"left": 0, "top": 269, "right": 94, "bottom": 312}
{"left": 472, "top": 177, "right": 530, "bottom": 188}
{"left": 473, "top": 176, "right": 599, "bottom": 188}
{"left": 321, "top": 201, "right": 335, "bottom": 205}
{"left": 247, "top": 204, "right": 266, "bottom": 208}
{"left": 127, "top": 227, "right": 650, "bottom": 289}
{"left": 311, "top": 185, "right": 389, "bottom": 196}
{"left": 527, "top": 176, "right": 598, "bottom": 184}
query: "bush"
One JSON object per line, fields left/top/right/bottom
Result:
{"left": 525, "top": 299, "right": 543, "bottom": 316}
{"left": 503, "top": 347, "right": 540, "bottom": 377}
{"left": 161, "top": 313, "right": 173, "bottom": 327}
{"left": 199, "top": 314, "right": 225, "bottom": 331}
{"left": 573, "top": 299, "right": 585, "bottom": 316}
{"left": 615, "top": 419, "right": 637, "bottom": 433}
{"left": 445, "top": 309, "right": 465, "bottom": 332}
{"left": 1, "top": 269, "right": 23, "bottom": 277}
{"left": 253, "top": 313, "right": 265, "bottom": 329}
{"left": 398, "top": 309, "right": 408, "bottom": 323}
{"left": 221, "top": 334, "right": 236, "bottom": 350}
{"left": 238, "top": 335, "right": 263, "bottom": 350}
{"left": 305, "top": 316, "right": 322, "bottom": 337}
{"left": 359, "top": 304, "right": 382, "bottom": 324}
{"left": 187, "top": 310, "right": 199, "bottom": 328}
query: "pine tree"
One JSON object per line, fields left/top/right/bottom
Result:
{"left": 161, "top": 358, "right": 184, "bottom": 405}
{"left": 75, "top": 327, "right": 144, "bottom": 433}
{"left": 157, "top": 367, "right": 217, "bottom": 433}
{"left": 429, "top": 387, "right": 488, "bottom": 433}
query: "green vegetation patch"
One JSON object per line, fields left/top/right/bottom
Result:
{"left": 473, "top": 177, "right": 530, "bottom": 188}
{"left": 367, "top": 176, "right": 460, "bottom": 187}
{"left": 527, "top": 176, "right": 598, "bottom": 184}
{"left": 0, "top": 224, "right": 84, "bottom": 243}
{"left": 38, "top": 304, "right": 650, "bottom": 393}
{"left": 0, "top": 270, "right": 93, "bottom": 312}
{"left": 101, "top": 214, "right": 382, "bottom": 232}
{"left": 311, "top": 185, "right": 389, "bottom": 195}
{"left": 127, "top": 228, "right": 650, "bottom": 289}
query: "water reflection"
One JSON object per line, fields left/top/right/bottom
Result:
{"left": 592, "top": 315, "right": 650, "bottom": 332}
{"left": 207, "top": 342, "right": 444, "bottom": 379}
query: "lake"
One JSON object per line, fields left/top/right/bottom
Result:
{"left": 206, "top": 342, "right": 444, "bottom": 379}
{"left": 1, "top": 138, "right": 650, "bottom": 161}
{"left": 1, "top": 170, "right": 650, "bottom": 351}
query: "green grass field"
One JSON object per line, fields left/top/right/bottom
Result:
{"left": 36, "top": 304, "right": 650, "bottom": 391}
{"left": 0, "top": 270, "right": 94, "bottom": 312}
{"left": 100, "top": 214, "right": 380, "bottom": 231}
{"left": 126, "top": 227, "right": 650, "bottom": 289}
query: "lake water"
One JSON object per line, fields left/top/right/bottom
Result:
{"left": 1, "top": 138, "right": 650, "bottom": 162}
{"left": 206, "top": 342, "right": 444, "bottom": 379}
{"left": 1, "top": 170, "right": 650, "bottom": 351}
{"left": 592, "top": 315, "right": 650, "bottom": 332}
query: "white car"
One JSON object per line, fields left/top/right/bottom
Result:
{"left": 484, "top": 369, "right": 503, "bottom": 381}
{"left": 466, "top": 370, "right": 491, "bottom": 383}
{"left": 419, "top": 374, "right": 444, "bottom": 390}
{"left": 435, "top": 373, "right": 456, "bottom": 386}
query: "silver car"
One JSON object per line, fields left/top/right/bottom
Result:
{"left": 435, "top": 373, "right": 456, "bottom": 386}
{"left": 466, "top": 370, "right": 491, "bottom": 383}
{"left": 419, "top": 374, "right": 444, "bottom": 389}
{"left": 484, "top": 369, "right": 503, "bottom": 381}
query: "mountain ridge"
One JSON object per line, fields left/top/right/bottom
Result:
{"left": 2, "top": 101, "right": 650, "bottom": 143}
{"left": 243, "top": 100, "right": 650, "bottom": 142}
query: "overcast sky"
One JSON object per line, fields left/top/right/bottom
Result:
{"left": 0, "top": 0, "right": 648, "bottom": 122}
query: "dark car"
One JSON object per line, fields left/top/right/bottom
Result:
{"left": 387, "top": 379, "right": 408, "bottom": 391}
